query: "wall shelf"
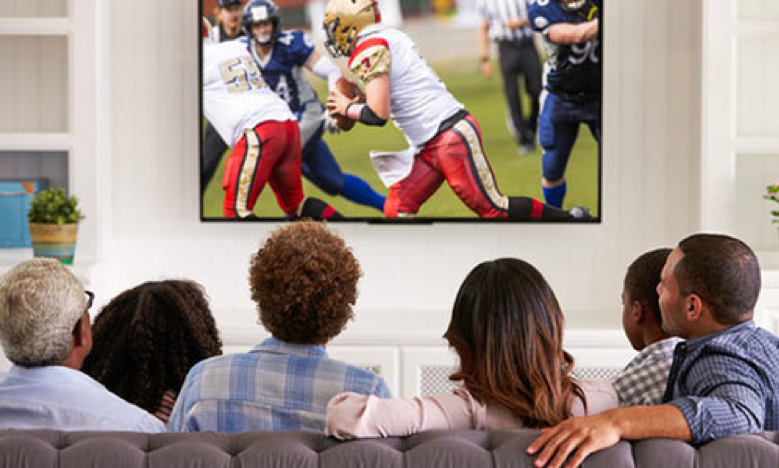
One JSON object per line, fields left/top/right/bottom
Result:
{"left": 0, "top": 18, "right": 69, "bottom": 36}
{"left": 0, "top": 133, "right": 72, "bottom": 151}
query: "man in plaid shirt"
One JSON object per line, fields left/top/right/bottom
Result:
{"left": 168, "top": 221, "right": 390, "bottom": 433}
{"left": 528, "top": 233, "right": 779, "bottom": 468}
{"left": 612, "top": 248, "right": 681, "bottom": 406}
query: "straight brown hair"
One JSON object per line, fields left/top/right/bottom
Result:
{"left": 444, "top": 258, "right": 585, "bottom": 427}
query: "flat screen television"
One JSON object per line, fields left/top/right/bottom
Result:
{"left": 200, "top": 0, "right": 602, "bottom": 223}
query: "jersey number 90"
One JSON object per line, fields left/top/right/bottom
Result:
{"left": 569, "top": 39, "right": 599, "bottom": 65}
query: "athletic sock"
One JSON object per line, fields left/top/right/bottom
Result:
{"left": 299, "top": 197, "right": 345, "bottom": 220}
{"left": 341, "top": 174, "right": 386, "bottom": 212}
{"left": 508, "top": 197, "right": 572, "bottom": 221}
{"left": 542, "top": 181, "right": 567, "bottom": 208}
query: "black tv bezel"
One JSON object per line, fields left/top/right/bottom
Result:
{"left": 198, "top": 1, "right": 603, "bottom": 224}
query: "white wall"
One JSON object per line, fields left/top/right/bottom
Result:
{"left": 100, "top": 0, "right": 703, "bottom": 343}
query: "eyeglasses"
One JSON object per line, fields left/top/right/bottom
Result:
{"left": 73, "top": 291, "right": 94, "bottom": 334}
{"left": 85, "top": 290, "right": 94, "bottom": 313}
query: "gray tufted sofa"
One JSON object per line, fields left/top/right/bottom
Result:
{"left": 0, "top": 429, "right": 777, "bottom": 467}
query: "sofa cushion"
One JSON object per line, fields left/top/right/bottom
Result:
{"left": 0, "top": 429, "right": 776, "bottom": 468}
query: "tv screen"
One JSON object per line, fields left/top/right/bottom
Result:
{"left": 200, "top": 0, "right": 602, "bottom": 223}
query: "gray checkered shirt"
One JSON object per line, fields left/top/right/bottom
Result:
{"left": 612, "top": 337, "right": 681, "bottom": 407}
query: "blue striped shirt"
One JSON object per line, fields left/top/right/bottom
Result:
{"left": 663, "top": 320, "right": 779, "bottom": 444}
{"left": 167, "top": 338, "right": 391, "bottom": 433}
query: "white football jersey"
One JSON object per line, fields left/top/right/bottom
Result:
{"left": 202, "top": 40, "right": 294, "bottom": 147}
{"left": 349, "top": 25, "right": 463, "bottom": 149}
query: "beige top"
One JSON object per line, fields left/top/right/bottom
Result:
{"left": 326, "top": 379, "right": 618, "bottom": 440}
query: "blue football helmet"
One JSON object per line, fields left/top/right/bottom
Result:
{"left": 242, "top": 0, "right": 280, "bottom": 45}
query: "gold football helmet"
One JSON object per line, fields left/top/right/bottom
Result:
{"left": 322, "top": 0, "right": 381, "bottom": 58}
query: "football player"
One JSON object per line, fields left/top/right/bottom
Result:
{"left": 323, "top": 0, "right": 588, "bottom": 220}
{"left": 202, "top": 18, "right": 342, "bottom": 220}
{"left": 528, "top": 0, "right": 601, "bottom": 208}
{"left": 212, "top": 0, "right": 244, "bottom": 42}
{"left": 240, "top": 0, "right": 386, "bottom": 213}
{"left": 202, "top": 0, "right": 247, "bottom": 196}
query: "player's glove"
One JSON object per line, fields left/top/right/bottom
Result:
{"left": 322, "top": 113, "right": 341, "bottom": 134}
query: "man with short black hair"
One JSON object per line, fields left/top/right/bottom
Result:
{"left": 0, "top": 259, "right": 164, "bottom": 432}
{"left": 528, "top": 233, "right": 779, "bottom": 468}
{"left": 168, "top": 221, "right": 390, "bottom": 432}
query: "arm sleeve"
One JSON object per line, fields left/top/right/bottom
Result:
{"left": 166, "top": 371, "right": 197, "bottom": 432}
{"left": 310, "top": 55, "right": 343, "bottom": 90}
{"left": 373, "top": 377, "right": 392, "bottom": 398}
{"left": 668, "top": 353, "right": 766, "bottom": 444}
{"left": 325, "top": 388, "right": 486, "bottom": 439}
{"left": 348, "top": 41, "right": 391, "bottom": 84}
{"left": 134, "top": 414, "right": 166, "bottom": 433}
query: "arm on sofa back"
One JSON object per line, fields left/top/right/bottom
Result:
{"left": 0, "top": 429, "right": 776, "bottom": 468}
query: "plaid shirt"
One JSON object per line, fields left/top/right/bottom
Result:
{"left": 612, "top": 337, "right": 682, "bottom": 407}
{"left": 662, "top": 320, "right": 779, "bottom": 444}
{"left": 167, "top": 338, "right": 391, "bottom": 433}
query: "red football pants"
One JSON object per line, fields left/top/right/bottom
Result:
{"left": 222, "top": 120, "right": 305, "bottom": 218}
{"left": 384, "top": 114, "right": 509, "bottom": 218}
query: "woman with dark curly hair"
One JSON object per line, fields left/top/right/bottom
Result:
{"left": 82, "top": 280, "right": 222, "bottom": 424}
{"left": 326, "top": 258, "right": 617, "bottom": 439}
{"left": 168, "top": 220, "right": 390, "bottom": 433}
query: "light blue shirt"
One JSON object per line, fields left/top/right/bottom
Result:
{"left": 0, "top": 365, "right": 165, "bottom": 432}
{"left": 167, "top": 337, "right": 391, "bottom": 433}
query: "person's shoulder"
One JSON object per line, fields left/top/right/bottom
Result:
{"left": 82, "top": 379, "right": 165, "bottom": 431}
{"left": 708, "top": 322, "right": 774, "bottom": 347}
{"left": 529, "top": 0, "right": 568, "bottom": 29}
{"left": 185, "top": 352, "right": 252, "bottom": 379}
{"left": 322, "top": 358, "right": 387, "bottom": 388}
{"left": 277, "top": 30, "right": 314, "bottom": 54}
{"left": 574, "top": 378, "right": 619, "bottom": 415}
{"left": 754, "top": 326, "right": 779, "bottom": 344}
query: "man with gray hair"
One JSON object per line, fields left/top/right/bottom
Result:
{"left": 0, "top": 258, "right": 164, "bottom": 431}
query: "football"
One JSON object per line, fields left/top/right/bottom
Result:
{"left": 333, "top": 77, "right": 365, "bottom": 132}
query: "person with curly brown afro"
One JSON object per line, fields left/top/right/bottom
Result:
{"left": 82, "top": 279, "right": 222, "bottom": 424}
{"left": 168, "top": 220, "right": 390, "bottom": 433}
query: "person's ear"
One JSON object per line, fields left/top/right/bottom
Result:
{"left": 631, "top": 300, "right": 645, "bottom": 323}
{"left": 686, "top": 295, "right": 703, "bottom": 322}
{"left": 72, "top": 313, "right": 92, "bottom": 350}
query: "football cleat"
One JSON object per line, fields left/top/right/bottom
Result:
{"left": 568, "top": 205, "right": 591, "bottom": 220}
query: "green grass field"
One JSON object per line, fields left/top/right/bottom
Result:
{"left": 202, "top": 59, "right": 600, "bottom": 219}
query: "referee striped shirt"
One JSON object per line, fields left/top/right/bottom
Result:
{"left": 478, "top": 0, "right": 534, "bottom": 41}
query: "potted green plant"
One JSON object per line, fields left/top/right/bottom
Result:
{"left": 764, "top": 183, "right": 779, "bottom": 224}
{"left": 28, "top": 188, "right": 83, "bottom": 265}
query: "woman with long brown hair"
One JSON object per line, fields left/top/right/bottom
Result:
{"left": 326, "top": 258, "right": 616, "bottom": 438}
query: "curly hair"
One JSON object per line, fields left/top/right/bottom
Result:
{"left": 444, "top": 258, "right": 585, "bottom": 428}
{"left": 82, "top": 279, "right": 222, "bottom": 414}
{"left": 249, "top": 221, "right": 361, "bottom": 344}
